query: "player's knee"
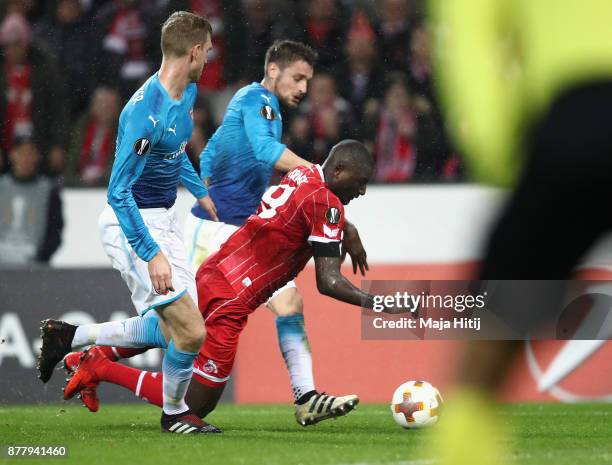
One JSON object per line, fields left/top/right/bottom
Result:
{"left": 182, "top": 322, "right": 205, "bottom": 351}
{"left": 271, "top": 289, "right": 303, "bottom": 316}
{"left": 173, "top": 316, "right": 205, "bottom": 351}
{"left": 169, "top": 296, "right": 205, "bottom": 350}
{"left": 287, "top": 292, "right": 303, "bottom": 315}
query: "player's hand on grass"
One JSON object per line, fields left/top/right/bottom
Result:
{"left": 341, "top": 221, "right": 368, "bottom": 276}
{"left": 381, "top": 304, "right": 412, "bottom": 315}
{"left": 198, "top": 195, "right": 218, "bottom": 221}
{"left": 148, "top": 251, "right": 174, "bottom": 295}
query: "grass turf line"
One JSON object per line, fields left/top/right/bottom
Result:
{"left": 0, "top": 403, "right": 610, "bottom": 465}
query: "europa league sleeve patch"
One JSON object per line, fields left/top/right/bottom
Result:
{"left": 325, "top": 207, "right": 341, "bottom": 224}
{"left": 260, "top": 105, "right": 276, "bottom": 120}
{"left": 133, "top": 138, "right": 151, "bottom": 156}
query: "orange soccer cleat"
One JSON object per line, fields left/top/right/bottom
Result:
{"left": 63, "top": 348, "right": 108, "bottom": 412}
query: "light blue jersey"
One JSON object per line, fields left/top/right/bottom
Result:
{"left": 107, "top": 73, "right": 207, "bottom": 262}
{"left": 191, "top": 82, "right": 286, "bottom": 226}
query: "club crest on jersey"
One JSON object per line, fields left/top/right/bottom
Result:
{"left": 133, "top": 138, "right": 151, "bottom": 156}
{"left": 261, "top": 105, "right": 276, "bottom": 120}
{"left": 204, "top": 360, "right": 218, "bottom": 374}
{"left": 326, "top": 207, "right": 341, "bottom": 224}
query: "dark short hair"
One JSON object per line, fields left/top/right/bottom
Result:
{"left": 161, "top": 11, "right": 212, "bottom": 57}
{"left": 329, "top": 139, "right": 373, "bottom": 170}
{"left": 264, "top": 40, "right": 318, "bottom": 71}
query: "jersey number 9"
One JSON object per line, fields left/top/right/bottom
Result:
{"left": 259, "top": 185, "right": 296, "bottom": 219}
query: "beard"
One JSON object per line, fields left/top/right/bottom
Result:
{"left": 189, "top": 66, "right": 204, "bottom": 83}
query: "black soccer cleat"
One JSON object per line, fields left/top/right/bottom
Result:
{"left": 37, "top": 319, "right": 77, "bottom": 383}
{"left": 161, "top": 410, "right": 223, "bottom": 434}
{"left": 295, "top": 392, "right": 360, "bottom": 426}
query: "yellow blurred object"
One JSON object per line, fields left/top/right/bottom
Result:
{"left": 429, "top": 0, "right": 612, "bottom": 186}
{"left": 427, "top": 388, "right": 510, "bottom": 465}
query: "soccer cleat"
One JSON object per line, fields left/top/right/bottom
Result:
{"left": 63, "top": 351, "right": 84, "bottom": 374}
{"left": 294, "top": 392, "right": 359, "bottom": 426}
{"left": 63, "top": 350, "right": 103, "bottom": 412}
{"left": 38, "top": 319, "right": 77, "bottom": 383}
{"left": 161, "top": 411, "right": 223, "bottom": 434}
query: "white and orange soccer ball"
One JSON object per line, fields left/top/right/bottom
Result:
{"left": 390, "top": 380, "right": 443, "bottom": 429}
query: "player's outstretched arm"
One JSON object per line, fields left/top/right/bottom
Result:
{"left": 241, "top": 91, "right": 312, "bottom": 172}
{"left": 274, "top": 147, "right": 313, "bottom": 172}
{"left": 313, "top": 253, "right": 375, "bottom": 309}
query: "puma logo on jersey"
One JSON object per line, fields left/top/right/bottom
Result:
{"left": 261, "top": 94, "right": 271, "bottom": 103}
{"left": 148, "top": 115, "right": 160, "bottom": 127}
{"left": 133, "top": 138, "right": 151, "bottom": 156}
{"left": 168, "top": 125, "right": 177, "bottom": 135}
{"left": 260, "top": 105, "right": 275, "bottom": 121}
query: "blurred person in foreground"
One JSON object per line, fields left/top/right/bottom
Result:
{"left": 428, "top": 1, "right": 612, "bottom": 463}
{"left": 0, "top": 137, "right": 63, "bottom": 265}
{"left": 0, "top": 13, "right": 68, "bottom": 177}
{"left": 64, "top": 86, "right": 120, "bottom": 187}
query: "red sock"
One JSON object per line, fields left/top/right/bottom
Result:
{"left": 99, "top": 362, "right": 163, "bottom": 408}
{"left": 99, "top": 346, "right": 149, "bottom": 361}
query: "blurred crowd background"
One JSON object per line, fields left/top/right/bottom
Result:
{"left": 0, "top": 0, "right": 462, "bottom": 265}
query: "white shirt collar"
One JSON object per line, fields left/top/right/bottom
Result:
{"left": 314, "top": 164, "right": 325, "bottom": 182}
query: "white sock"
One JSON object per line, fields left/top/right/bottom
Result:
{"left": 71, "top": 316, "right": 166, "bottom": 350}
{"left": 161, "top": 341, "right": 197, "bottom": 415}
{"left": 275, "top": 315, "right": 315, "bottom": 401}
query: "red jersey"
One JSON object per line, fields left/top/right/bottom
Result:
{"left": 202, "top": 165, "right": 344, "bottom": 309}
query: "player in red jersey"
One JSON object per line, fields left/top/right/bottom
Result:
{"left": 64, "top": 140, "right": 382, "bottom": 424}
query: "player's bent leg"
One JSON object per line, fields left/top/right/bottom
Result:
{"left": 268, "top": 286, "right": 316, "bottom": 400}
{"left": 63, "top": 348, "right": 222, "bottom": 433}
{"left": 268, "top": 285, "right": 360, "bottom": 426}
{"left": 155, "top": 293, "right": 203, "bottom": 353}
{"left": 38, "top": 309, "right": 170, "bottom": 384}
{"left": 186, "top": 377, "right": 226, "bottom": 419}
{"left": 63, "top": 347, "right": 151, "bottom": 411}
{"left": 154, "top": 293, "right": 205, "bottom": 422}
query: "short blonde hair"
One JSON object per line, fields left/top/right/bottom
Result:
{"left": 161, "top": 11, "right": 212, "bottom": 57}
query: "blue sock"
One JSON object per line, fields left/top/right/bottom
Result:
{"left": 161, "top": 340, "right": 197, "bottom": 415}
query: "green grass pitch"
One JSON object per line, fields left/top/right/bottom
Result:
{"left": 0, "top": 403, "right": 610, "bottom": 465}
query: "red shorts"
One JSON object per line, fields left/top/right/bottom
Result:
{"left": 192, "top": 265, "right": 253, "bottom": 388}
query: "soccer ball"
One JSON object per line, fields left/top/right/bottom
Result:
{"left": 390, "top": 380, "right": 443, "bottom": 429}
